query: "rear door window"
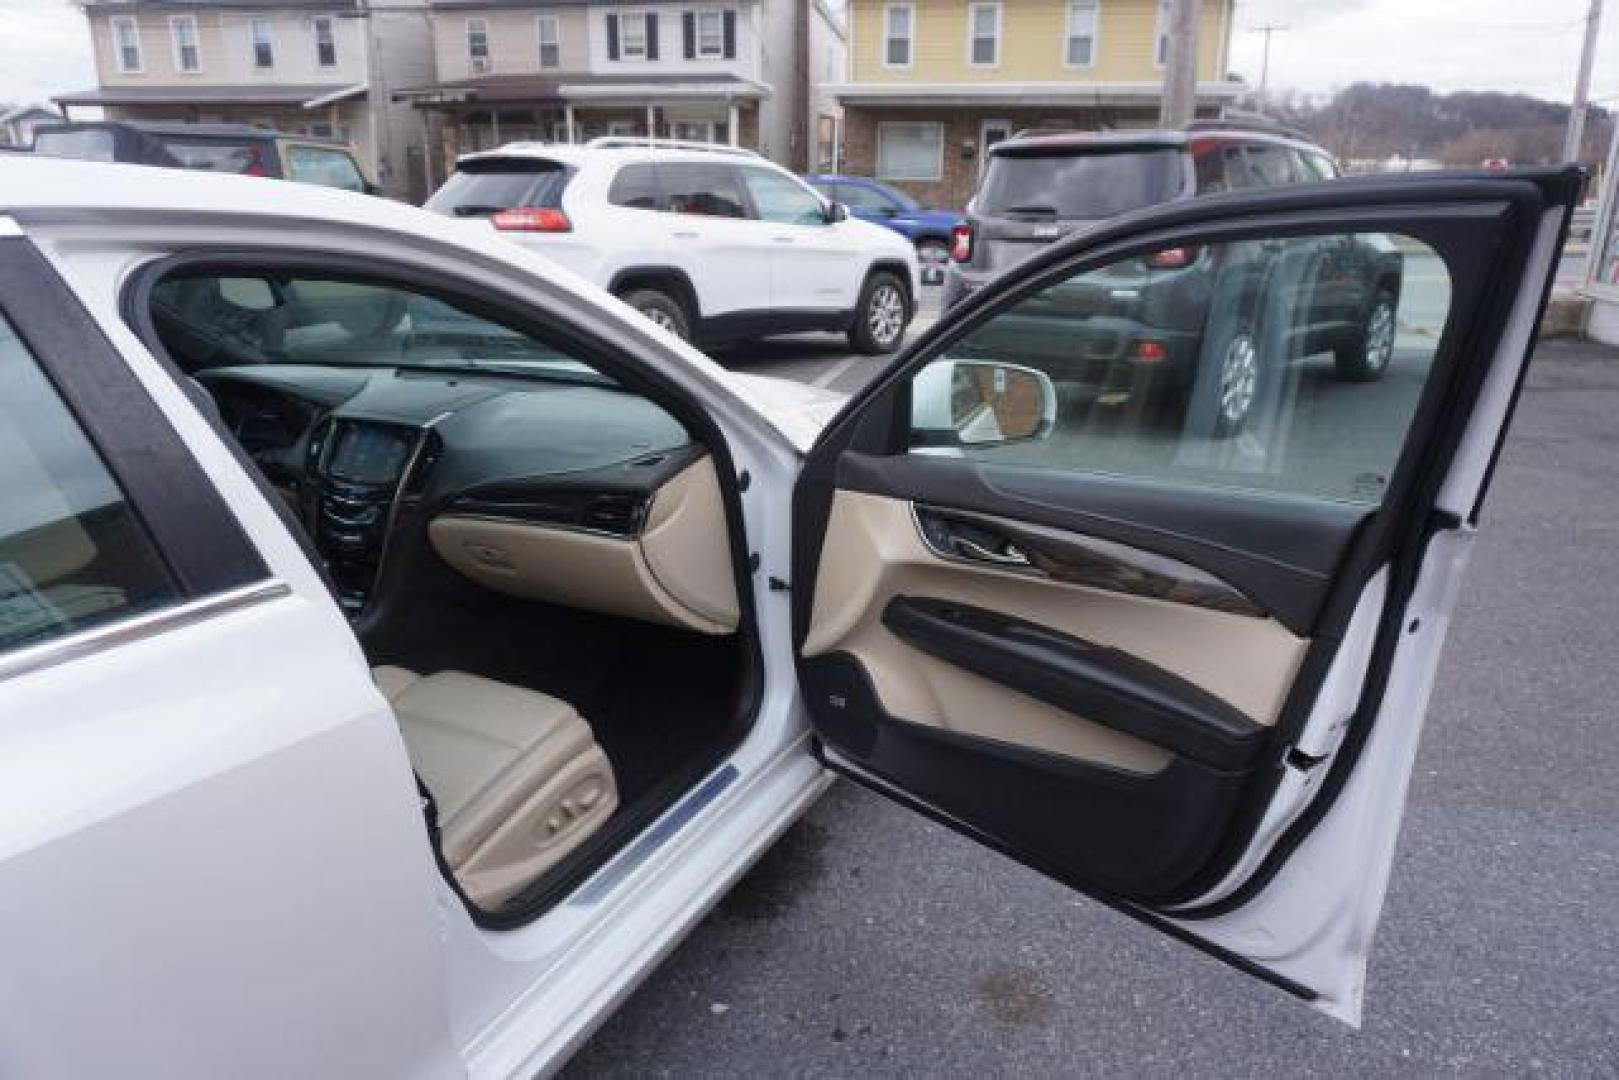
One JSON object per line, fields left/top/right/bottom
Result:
{"left": 425, "top": 158, "right": 573, "bottom": 217}
{"left": 978, "top": 148, "right": 1184, "bottom": 220}
{"left": 607, "top": 162, "right": 662, "bottom": 210}
{"left": 659, "top": 162, "right": 751, "bottom": 219}
{"left": 157, "top": 138, "right": 277, "bottom": 176}
{"left": 0, "top": 310, "right": 179, "bottom": 651}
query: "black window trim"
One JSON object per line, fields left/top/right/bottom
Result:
{"left": 0, "top": 235, "right": 270, "bottom": 604}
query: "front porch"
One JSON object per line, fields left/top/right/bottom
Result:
{"left": 397, "top": 74, "right": 768, "bottom": 179}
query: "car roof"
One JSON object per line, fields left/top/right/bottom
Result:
{"left": 32, "top": 120, "right": 349, "bottom": 146}
{"left": 991, "top": 125, "right": 1326, "bottom": 158}
{"left": 457, "top": 141, "right": 772, "bottom": 170}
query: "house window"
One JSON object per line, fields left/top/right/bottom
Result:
{"left": 467, "top": 18, "right": 489, "bottom": 72}
{"left": 250, "top": 18, "right": 274, "bottom": 69}
{"left": 112, "top": 17, "right": 143, "bottom": 73}
{"left": 882, "top": 3, "right": 912, "bottom": 67}
{"left": 620, "top": 12, "right": 650, "bottom": 59}
{"left": 1154, "top": 0, "right": 1170, "bottom": 66}
{"left": 695, "top": 9, "right": 724, "bottom": 58}
{"left": 1065, "top": 0, "right": 1098, "bottom": 67}
{"left": 314, "top": 16, "right": 336, "bottom": 67}
{"left": 537, "top": 14, "right": 561, "bottom": 68}
{"left": 876, "top": 120, "right": 942, "bottom": 181}
{"left": 170, "top": 15, "right": 201, "bottom": 73}
{"left": 967, "top": 3, "right": 1000, "bottom": 67}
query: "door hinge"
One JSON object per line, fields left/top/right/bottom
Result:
{"left": 1285, "top": 746, "right": 1328, "bottom": 771}
{"left": 768, "top": 576, "right": 791, "bottom": 592}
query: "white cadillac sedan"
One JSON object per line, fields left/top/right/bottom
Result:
{"left": 0, "top": 156, "right": 1575, "bottom": 1077}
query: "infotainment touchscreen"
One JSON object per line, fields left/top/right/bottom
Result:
{"left": 328, "top": 423, "right": 413, "bottom": 484}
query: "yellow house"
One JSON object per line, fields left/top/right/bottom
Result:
{"left": 831, "top": 0, "right": 1241, "bottom": 206}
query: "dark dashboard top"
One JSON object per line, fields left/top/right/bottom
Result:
{"left": 199, "top": 364, "right": 694, "bottom": 487}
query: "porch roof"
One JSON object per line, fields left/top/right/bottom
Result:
{"left": 53, "top": 83, "right": 363, "bottom": 109}
{"left": 394, "top": 73, "right": 770, "bottom": 108}
{"left": 827, "top": 81, "right": 1246, "bottom": 109}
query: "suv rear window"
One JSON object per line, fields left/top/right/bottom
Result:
{"left": 978, "top": 148, "right": 1184, "bottom": 220}
{"left": 426, "top": 158, "right": 573, "bottom": 217}
{"left": 32, "top": 130, "right": 116, "bottom": 161}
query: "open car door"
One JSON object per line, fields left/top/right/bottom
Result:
{"left": 791, "top": 169, "right": 1578, "bottom": 1024}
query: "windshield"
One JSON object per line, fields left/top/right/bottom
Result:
{"left": 425, "top": 158, "right": 573, "bottom": 216}
{"left": 978, "top": 148, "right": 1184, "bottom": 220}
{"left": 875, "top": 182, "right": 921, "bottom": 211}
{"left": 150, "top": 274, "right": 613, "bottom": 386}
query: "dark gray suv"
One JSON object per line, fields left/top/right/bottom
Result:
{"left": 943, "top": 123, "right": 1403, "bottom": 434}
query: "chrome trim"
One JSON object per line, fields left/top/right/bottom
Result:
{"left": 910, "top": 502, "right": 1267, "bottom": 619}
{"left": 0, "top": 579, "right": 293, "bottom": 685}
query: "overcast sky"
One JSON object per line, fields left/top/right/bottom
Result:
{"left": 1, "top": 0, "right": 1616, "bottom": 109}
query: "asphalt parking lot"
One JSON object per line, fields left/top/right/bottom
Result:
{"left": 565, "top": 303, "right": 1619, "bottom": 1073}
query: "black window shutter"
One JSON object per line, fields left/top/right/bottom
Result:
{"left": 646, "top": 12, "right": 659, "bottom": 58}
{"left": 723, "top": 10, "right": 736, "bottom": 58}
{"left": 607, "top": 13, "right": 620, "bottom": 59}
{"left": 683, "top": 12, "right": 696, "bottom": 58}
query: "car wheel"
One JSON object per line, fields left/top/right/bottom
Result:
{"left": 621, "top": 288, "right": 691, "bottom": 341}
{"left": 1207, "top": 324, "right": 1262, "bottom": 438}
{"left": 849, "top": 272, "right": 909, "bottom": 355}
{"left": 1335, "top": 289, "right": 1397, "bottom": 381}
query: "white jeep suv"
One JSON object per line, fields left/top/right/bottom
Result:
{"left": 426, "top": 138, "right": 920, "bottom": 353}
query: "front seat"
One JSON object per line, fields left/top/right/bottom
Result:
{"left": 374, "top": 667, "right": 618, "bottom": 909}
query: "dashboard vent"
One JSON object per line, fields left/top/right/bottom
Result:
{"left": 583, "top": 493, "right": 647, "bottom": 535}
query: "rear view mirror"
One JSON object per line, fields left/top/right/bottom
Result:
{"left": 911, "top": 359, "right": 1056, "bottom": 447}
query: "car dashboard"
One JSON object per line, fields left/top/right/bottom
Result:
{"left": 200, "top": 364, "right": 739, "bottom": 634}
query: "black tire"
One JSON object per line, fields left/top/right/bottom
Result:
{"left": 1192, "top": 321, "right": 1263, "bottom": 439}
{"left": 620, "top": 287, "right": 691, "bottom": 341}
{"left": 1335, "top": 288, "right": 1398, "bottom": 382}
{"left": 848, "top": 271, "right": 910, "bottom": 355}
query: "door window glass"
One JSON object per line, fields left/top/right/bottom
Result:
{"left": 660, "top": 162, "right": 749, "bottom": 218}
{"left": 839, "top": 182, "right": 899, "bottom": 212}
{"left": 1244, "top": 144, "right": 1300, "bottom": 186}
{"left": 0, "top": 312, "right": 178, "bottom": 653}
{"left": 908, "top": 232, "right": 1452, "bottom": 506}
{"left": 739, "top": 167, "right": 827, "bottom": 226}
{"left": 607, "top": 162, "right": 662, "bottom": 209}
{"left": 285, "top": 146, "right": 366, "bottom": 191}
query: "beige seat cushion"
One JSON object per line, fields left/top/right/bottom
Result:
{"left": 376, "top": 667, "right": 618, "bottom": 908}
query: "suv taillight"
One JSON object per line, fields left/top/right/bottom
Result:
{"left": 1144, "top": 246, "right": 1200, "bottom": 269}
{"left": 491, "top": 207, "right": 572, "bottom": 233}
{"left": 950, "top": 223, "right": 974, "bottom": 263}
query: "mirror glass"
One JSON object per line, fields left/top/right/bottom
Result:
{"left": 913, "top": 359, "right": 1055, "bottom": 446}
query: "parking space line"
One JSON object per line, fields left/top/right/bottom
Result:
{"left": 813, "top": 355, "right": 863, "bottom": 389}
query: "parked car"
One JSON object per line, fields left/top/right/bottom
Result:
{"left": 804, "top": 173, "right": 963, "bottom": 281}
{"left": 944, "top": 122, "right": 1390, "bottom": 434}
{"left": 426, "top": 138, "right": 919, "bottom": 354}
{"left": 29, "top": 120, "right": 375, "bottom": 193}
{"left": 0, "top": 153, "right": 1576, "bottom": 1076}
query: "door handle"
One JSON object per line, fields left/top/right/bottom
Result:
{"left": 772, "top": 236, "right": 796, "bottom": 244}
{"left": 672, "top": 230, "right": 699, "bottom": 239}
{"left": 953, "top": 535, "right": 1031, "bottom": 568}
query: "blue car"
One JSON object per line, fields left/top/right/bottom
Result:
{"left": 805, "top": 174, "right": 962, "bottom": 281}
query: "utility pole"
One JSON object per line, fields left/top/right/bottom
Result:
{"left": 1158, "top": 0, "right": 1203, "bottom": 127}
{"left": 1564, "top": 0, "right": 1604, "bottom": 163}
{"left": 1252, "top": 23, "right": 1289, "bottom": 115}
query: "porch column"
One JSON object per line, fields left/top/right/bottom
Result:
{"left": 489, "top": 109, "right": 500, "bottom": 145}
{"left": 564, "top": 103, "right": 576, "bottom": 143}
{"left": 645, "top": 104, "right": 656, "bottom": 141}
{"left": 728, "top": 102, "right": 739, "bottom": 146}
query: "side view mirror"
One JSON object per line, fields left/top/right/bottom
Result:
{"left": 824, "top": 200, "right": 849, "bottom": 224}
{"left": 910, "top": 358, "right": 1057, "bottom": 448}
{"left": 362, "top": 180, "right": 382, "bottom": 196}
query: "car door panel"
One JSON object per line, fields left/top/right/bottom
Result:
{"left": 792, "top": 170, "right": 1578, "bottom": 1020}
